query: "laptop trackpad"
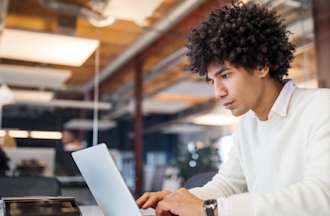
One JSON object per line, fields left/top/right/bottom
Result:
{"left": 140, "top": 208, "right": 155, "bottom": 216}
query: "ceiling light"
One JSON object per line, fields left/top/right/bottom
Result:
{"left": 0, "top": 130, "right": 5, "bottom": 136}
{"left": 87, "top": 16, "right": 116, "bottom": 27}
{"left": 13, "top": 90, "right": 54, "bottom": 102}
{"left": 8, "top": 130, "right": 29, "bottom": 138}
{"left": 160, "top": 80, "right": 214, "bottom": 98}
{"left": 30, "top": 131, "right": 62, "bottom": 140}
{"left": 16, "top": 99, "right": 112, "bottom": 110}
{"left": 128, "top": 99, "right": 191, "bottom": 114}
{"left": 101, "top": 0, "right": 163, "bottom": 25}
{"left": 0, "top": 64, "right": 71, "bottom": 89}
{"left": 162, "top": 124, "right": 207, "bottom": 134}
{"left": 0, "top": 29, "right": 99, "bottom": 66}
{"left": 0, "top": 84, "right": 15, "bottom": 105}
{"left": 64, "top": 119, "right": 116, "bottom": 130}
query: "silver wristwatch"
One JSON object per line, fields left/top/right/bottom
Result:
{"left": 203, "top": 199, "right": 218, "bottom": 216}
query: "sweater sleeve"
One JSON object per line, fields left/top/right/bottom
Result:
{"left": 189, "top": 133, "right": 248, "bottom": 200}
{"left": 219, "top": 112, "right": 330, "bottom": 216}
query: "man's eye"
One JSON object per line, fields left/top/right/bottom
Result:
{"left": 221, "top": 73, "right": 230, "bottom": 79}
{"left": 207, "top": 79, "right": 214, "bottom": 85}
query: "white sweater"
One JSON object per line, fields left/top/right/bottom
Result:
{"left": 190, "top": 86, "right": 330, "bottom": 216}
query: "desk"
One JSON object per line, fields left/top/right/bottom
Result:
{"left": 79, "top": 205, "right": 104, "bottom": 215}
{"left": 57, "top": 176, "right": 96, "bottom": 205}
{"left": 0, "top": 205, "right": 155, "bottom": 215}
{"left": 0, "top": 204, "right": 104, "bottom": 216}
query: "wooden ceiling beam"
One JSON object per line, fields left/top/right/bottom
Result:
{"left": 312, "top": 0, "right": 330, "bottom": 87}
{"left": 99, "top": 0, "right": 230, "bottom": 96}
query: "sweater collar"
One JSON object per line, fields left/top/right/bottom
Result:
{"left": 252, "top": 80, "right": 296, "bottom": 120}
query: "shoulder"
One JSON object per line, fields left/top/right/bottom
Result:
{"left": 290, "top": 88, "right": 330, "bottom": 113}
{"left": 293, "top": 87, "right": 330, "bottom": 101}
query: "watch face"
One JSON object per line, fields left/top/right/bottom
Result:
{"left": 203, "top": 199, "right": 218, "bottom": 215}
{"left": 204, "top": 199, "right": 217, "bottom": 206}
{"left": 203, "top": 199, "right": 217, "bottom": 216}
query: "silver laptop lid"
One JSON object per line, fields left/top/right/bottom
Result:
{"left": 72, "top": 144, "right": 142, "bottom": 216}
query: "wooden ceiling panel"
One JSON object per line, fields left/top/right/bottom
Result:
{"left": 75, "top": 19, "right": 143, "bottom": 45}
{"left": 153, "top": 93, "right": 209, "bottom": 105}
{"left": 4, "top": 0, "right": 220, "bottom": 102}
{"left": 5, "top": 15, "right": 57, "bottom": 32}
{"left": 99, "top": 0, "right": 228, "bottom": 96}
{"left": 5, "top": 0, "right": 183, "bottom": 90}
{"left": 99, "top": 63, "right": 135, "bottom": 94}
{"left": 8, "top": 0, "right": 57, "bottom": 17}
{"left": 60, "top": 0, "right": 91, "bottom": 7}
{"left": 290, "top": 47, "right": 316, "bottom": 79}
{"left": 144, "top": 68, "right": 187, "bottom": 97}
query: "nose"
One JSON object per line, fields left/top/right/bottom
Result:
{"left": 214, "top": 82, "right": 227, "bottom": 100}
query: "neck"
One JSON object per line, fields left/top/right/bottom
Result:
{"left": 253, "top": 79, "right": 283, "bottom": 121}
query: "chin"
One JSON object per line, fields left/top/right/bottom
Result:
{"left": 231, "top": 108, "right": 248, "bottom": 117}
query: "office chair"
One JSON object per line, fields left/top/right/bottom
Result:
{"left": 0, "top": 176, "right": 61, "bottom": 198}
{"left": 184, "top": 171, "right": 217, "bottom": 189}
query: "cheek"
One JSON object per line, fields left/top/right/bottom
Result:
{"left": 228, "top": 80, "right": 255, "bottom": 106}
{"left": 226, "top": 80, "right": 244, "bottom": 99}
{"left": 240, "top": 84, "right": 260, "bottom": 107}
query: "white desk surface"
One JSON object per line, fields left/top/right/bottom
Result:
{"left": 79, "top": 205, "right": 104, "bottom": 215}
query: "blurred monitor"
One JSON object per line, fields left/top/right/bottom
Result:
{"left": 55, "top": 150, "right": 80, "bottom": 176}
{"left": 4, "top": 147, "right": 55, "bottom": 176}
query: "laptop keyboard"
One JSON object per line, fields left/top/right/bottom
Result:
{"left": 140, "top": 208, "right": 155, "bottom": 216}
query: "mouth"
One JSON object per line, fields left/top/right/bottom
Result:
{"left": 223, "top": 101, "right": 235, "bottom": 109}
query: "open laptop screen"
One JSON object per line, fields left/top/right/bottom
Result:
{"left": 72, "top": 144, "right": 144, "bottom": 216}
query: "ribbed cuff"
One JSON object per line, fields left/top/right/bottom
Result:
{"left": 217, "top": 197, "right": 227, "bottom": 216}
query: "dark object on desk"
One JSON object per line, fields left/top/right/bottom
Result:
{"left": 55, "top": 150, "right": 80, "bottom": 176}
{"left": 183, "top": 171, "right": 217, "bottom": 189}
{"left": 2, "top": 197, "right": 81, "bottom": 216}
{"left": 0, "top": 147, "right": 10, "bottom": 176}
{"left": 0, "top": 176, "right": 61, "bottom": 198}
{"left": 15, "top": 159, "right": 45, "bottom": 176}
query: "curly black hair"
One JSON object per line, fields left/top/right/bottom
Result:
{"left": 186, "top": 0, "right": 295, "bottom": 82}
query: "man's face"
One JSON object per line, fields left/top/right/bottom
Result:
{"left": 62, "top": 131, "right": 75, "bottom": 143}
{"left": 207, "top": 62, "right": 265, "bottom": 116}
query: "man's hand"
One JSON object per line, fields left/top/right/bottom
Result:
{"left": 155, "top": 188, "right": 205, "bottom": 216}
{"left": 136, "top": 191, "right": 172, "bottom": 209}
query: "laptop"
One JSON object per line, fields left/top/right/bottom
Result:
{"left": 72, "top": 144, "right": 155, "bottom": 216}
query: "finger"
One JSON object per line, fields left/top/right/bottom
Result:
{"left": 136, "top": 193, "right": 150, "bottom": 207}
{"left": 156, "top": 200, "right": 174, "bottom": 216}
{"left": 142, "top": 196, "right": 158, "bottom": 209}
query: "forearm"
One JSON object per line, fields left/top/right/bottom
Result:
{"left": 190, "top": 171, "right": 248, "bottom": 201}
{"left": 218, "top": 178, "right": 330, "bottom": 216}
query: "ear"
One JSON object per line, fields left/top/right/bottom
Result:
{"left": 257, "top": 66, "right": 269, "bottom": 78}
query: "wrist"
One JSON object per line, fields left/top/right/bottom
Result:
{"left": 214, "top": 207, "right": 218, "bottom": 216}
{"left": 200, "top": 200, "right": 207, "bottom": 216}
{"left": 203, "top": 199, "right": 218, "bottom": 216}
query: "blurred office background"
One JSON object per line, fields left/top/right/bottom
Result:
{"left": 0, "top": 0, "right": 328, "bottom": 205}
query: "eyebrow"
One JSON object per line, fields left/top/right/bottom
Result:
{"left": 213, "top": 67, "right": 229, "bottom": 77}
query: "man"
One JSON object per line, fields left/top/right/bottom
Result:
{"left": 0, "top": 145, "right": 9, "bottom": 176}
{"left": 137, "top": 1, "right": 330, "bottom": 216}
{"left": 62, "top": 129, "right": 83, "bottom": 151}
